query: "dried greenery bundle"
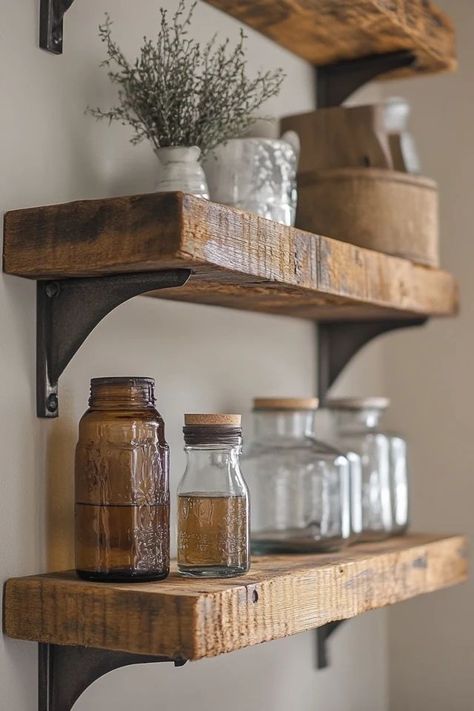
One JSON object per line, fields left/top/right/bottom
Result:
{"left": 88, "top": 1, "right": 285, "bottom": 155}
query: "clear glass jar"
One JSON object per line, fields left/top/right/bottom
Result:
{"left": 243, "top": 398, "right": 351, "bottom": 553}
{"left": 310, "top": 439, "right": 364, "bottom": 542}
{"left": 325, "top": 397, "right": 409, "bottom": 539}
{"left": 177, "top": 414, "right": 250, "bottom": 578}
{"left": 75, "top": 377, "right": 169, "bottom": 582}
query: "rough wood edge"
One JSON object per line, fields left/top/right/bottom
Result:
{"left": 191, "top": 534, "right": 468, "bottom": 658}
{"left": 203, "top": 0, "right": 456, "bottom": 75}
{"left": 373, "top": 0, "right": 457, "bottom": 75}
{"left": 4, "top": 535, "right": 468, "bottom": 660}
{"left": 2, "top": 192, "right": 459, "bottom": 319}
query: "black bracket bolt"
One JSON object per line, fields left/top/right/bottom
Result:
{"left": 45, "top": 282, "right": 60, "bottom": 299}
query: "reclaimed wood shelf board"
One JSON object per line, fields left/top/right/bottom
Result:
{"left": 3, "top": 192, "right": 458, "bottom": 321}
{"left": 203, "top": 0, "right": 456, "bottom": 77}
{"left": 4, "top": 534, "right": 467, "bottom": 660}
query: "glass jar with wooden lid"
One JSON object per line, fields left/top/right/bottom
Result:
{"left": 243, "top": 397, "right": 351, "bottom": 553}
{"left": 324, "top": 397, "right": 409, "bottom": 539}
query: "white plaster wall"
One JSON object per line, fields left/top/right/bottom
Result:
{"left": 0, "top": 2, "right": 388, "bottom": 709}
{"left": 381, "top": 2, "right": 474, "bottom": 709}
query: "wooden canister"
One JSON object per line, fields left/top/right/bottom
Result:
{"left": 296, "top": 168, "right": 439, "bottom": 267}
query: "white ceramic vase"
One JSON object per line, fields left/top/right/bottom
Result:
{"left": 155, "top": 146, "right": 209, "bottom": 199}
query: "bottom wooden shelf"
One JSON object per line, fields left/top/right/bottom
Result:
{"left": 4, "top": 534, "right": 467, "bottom": 661}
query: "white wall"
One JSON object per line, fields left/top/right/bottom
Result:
{"left": 0, "top": 2, "right": 390, "bottom": 710}
{"left": 381, "top": 2, "right": 474, "bottom": 709}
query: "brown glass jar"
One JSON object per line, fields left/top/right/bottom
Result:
{"left": 75, "top": 377, "right": 169, "bottom": 582}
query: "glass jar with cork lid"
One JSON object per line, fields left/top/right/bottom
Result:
{"left": 243, "top": 397, "right": 351, "bottom": 553}
{"left": 177, "top": 414, "right": 250, "bottom": 578}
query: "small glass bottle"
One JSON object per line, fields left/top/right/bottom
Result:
{"left": 325, "top": 397, "right": 409, "bottom": 539}
{"left": 75, "top": 377, "right": 170, "bottom": 582}
{"left": 177, "top": 414, "right": 250, "bottom": 578}
{"left": 243, "top": 398, "right": 351, "bottom": 553}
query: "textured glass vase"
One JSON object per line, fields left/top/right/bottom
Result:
{"left": 204, "top": 133, "right": 299, "bottom": 225}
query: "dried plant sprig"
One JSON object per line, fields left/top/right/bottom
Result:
{"left": 87, "top": 1, "right": 285, "bottom": 155}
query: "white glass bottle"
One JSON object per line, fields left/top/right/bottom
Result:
{"left": 325, "top": 397, "right": 409, "bottom": 539}
{"left": 243, "top": 398, "right": 351, "bottom": 553}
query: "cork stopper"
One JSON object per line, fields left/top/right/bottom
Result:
{"left": 253, "top": 397, "right": 319, "bottom": 411}
{"left": 184, "top": 414, "right": 242, "bottom": 427}
{"left": 325, "top": 397, "right": 389, "bottom": 411}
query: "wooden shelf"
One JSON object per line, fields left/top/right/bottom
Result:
{"left": 4, "top": 534, "right": 467, "bottom": 660}
{"left": 3, "top": 192, "right": 458, "bottom": 321}
{"left": 204, "top": 0, "right": 456, "bottom": 77}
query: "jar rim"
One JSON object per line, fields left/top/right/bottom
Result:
{"left": 324, "top": 396, "right": 389, "bottom": 411}
{"left": 253, "top": 397, "right": 318, "bottom": 411}
{"left": 91, "top": 376, "right": 155, "bottom": 387}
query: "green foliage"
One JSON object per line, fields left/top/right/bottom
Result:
{"left": 88, "top": 1, "right": 285, "bottom": 155}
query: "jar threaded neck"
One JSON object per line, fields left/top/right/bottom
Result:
{"left": 89, "top": 377, "right": 156, "bottom": 408}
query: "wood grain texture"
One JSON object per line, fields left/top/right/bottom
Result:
{"left": 203, "top": 0, "right": 456, "bottom": 76}
{"left": 2, "top": 192, "right": 458, "bottom": 321}
{"left": 4, "top": 535, "right": 467, "bottom": 660}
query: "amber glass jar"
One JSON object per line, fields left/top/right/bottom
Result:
{"left": 75, "top": 377, "right": 169, "bottom": 582}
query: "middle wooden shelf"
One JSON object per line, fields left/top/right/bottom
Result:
{"left": 3, "top": 191, "right": 458, "bottom": 321}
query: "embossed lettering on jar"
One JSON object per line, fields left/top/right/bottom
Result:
{"left": 75, "top": 377, "right": 170, "bottom": 582}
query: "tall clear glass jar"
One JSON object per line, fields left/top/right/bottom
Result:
{"left": 75, "top": 377, "right": 169, "bottom": 582}
{"left": 325, "top": 397, "right": 409, "bottom": 539}
{"left": 243, "top": 398, "right": 351, "bottom": 553}
{"left": 177, "top": 414, "right": 250, "bottom": 578}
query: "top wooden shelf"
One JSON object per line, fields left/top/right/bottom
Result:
{"left": 204, "top": 0, "right": 456, "bottom": 77}
{"left": 4, "top": 535, "right": 467, "bottom": 660}
{"left": 3, "top": 192, "right": 458, "bottom": 321}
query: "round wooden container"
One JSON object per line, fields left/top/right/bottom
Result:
{"left": 296, "top": 168, "right": 439, "bottom": 267}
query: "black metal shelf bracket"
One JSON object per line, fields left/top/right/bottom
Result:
{"left": 316, "top": 50, "right": 416, "bottom": 108}
{"left": 37, "top": 269, "right": 191, "bottom": 418}
{"left": 317, "top": 317, "right": 427, "bottom": 402}
{"left": 315, "top": 316, "right": 427, "bottom": 667}
{"left": 39, "top": 643, "right": 186, "bottom": 711}
{"left": 40, "top": 0, "right": 77, "bottom": 54}
{"left": 316, "top": 620, "right": 346, "bottom": 669}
